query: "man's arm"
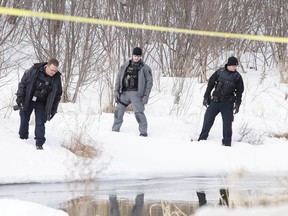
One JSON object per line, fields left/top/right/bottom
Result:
{"left": 203, "top": 70, "right": 218, "bottom": 99}
{"left": 235, "top": 75, "right": 244, "bottom": 105}
{"left": 143, "top": 66, "right": 153, "bottom": 97}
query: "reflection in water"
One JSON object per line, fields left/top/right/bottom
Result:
{"left": 109, "top": 193, "right": 144, "bottom": 216}
{"left": 196, "top": 188, "right": 230, "bottom": 207}
{"left": 219, "top": 188, "right": 229, "bottom": 207}
{"left": 64, "top": 190, "right": 230, "bottom": 216}
{"left": 1, "top": 174, "right": 287, "bottom": 215}
{"left": 196, "top": 191, "right": 207, "bottom": 206}
{"left": 63, "top": 194, "right": 198, "bottom": 216}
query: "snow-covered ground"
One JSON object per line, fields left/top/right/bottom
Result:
{"left": 0, "top": 199, "right": 68, "bottom": 216}
{"left": 0, "top": 63, "right": 287, "bottom": 215}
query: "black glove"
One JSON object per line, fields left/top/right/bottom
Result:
{"left": 16, "top": 97, "right": 24, "bottom": 107}
{"left": 203, "top": 97, "right": 210, "bottom": 108}
{"left": 114, "top": 91, "right": 120, "bottom": 102}
{"left": 233, "top": 103, "right": 240, "bottom": 114}
{"left": 142, "top": 96, "right": 149, "bottom": 105}
{"left": 49, "top": 110, "right": 56, "bottom": 120}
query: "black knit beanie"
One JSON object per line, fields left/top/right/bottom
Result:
{"left": 132, "top": 47, "right": 142, "bottom": 56}
{"left": 227, "top": 56, "right": 238, "bottom": 66}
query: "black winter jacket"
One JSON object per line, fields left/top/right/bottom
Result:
{"left": 204, "top": 65, "right": 244, "bottom": 106}
{"left": 16, "top": 62, "right": 62, "bottom": 121}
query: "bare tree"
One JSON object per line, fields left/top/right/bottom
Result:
{"left": 0, "top": 0, "right": 29, "bottom": 83}
{"left": 27, "top": 0, "right": 106, "bottom": 102}
{"left": 262, "top": 0, "right": 288, "bottom": 83}
{"left": 2, "top": 0, "right": 287, "bottom": 108}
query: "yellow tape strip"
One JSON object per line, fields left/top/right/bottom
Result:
{"left": 1, "top": 6, "right": 288, "bottom": 43}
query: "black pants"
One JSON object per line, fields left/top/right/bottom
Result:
{"left": 198, "top": 101, "right": 234, "bottom": 146}
{"left": 19, "top": 101, "right": 47, "bottom": 146}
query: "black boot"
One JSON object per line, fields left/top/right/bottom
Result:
{"left": 36, "top": 141, "right": 44, "bottom": 150}
{"left": 36, "top": 145, "right": 43, "bottom": 150}
{"left": 219, "top": 188, "right": 229, "bottom": 207}
{"left": 196, "top": 191, "right": 207, "bottom": 207}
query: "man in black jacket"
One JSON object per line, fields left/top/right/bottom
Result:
{"left": 198, "top": 57, "right": 244, "bottom": 146}
{"left": 15, "top": 58, "right": 62, "bottom": 150}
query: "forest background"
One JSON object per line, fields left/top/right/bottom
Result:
{"left": 1, "top": 1, "right": 288, "bottom": 215}
{"left": 1, "top": 0, "right": 288, "bottom": 111}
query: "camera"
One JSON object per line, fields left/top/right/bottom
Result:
{"left": 13, "top": 104, "right": 23, "bottom": 111}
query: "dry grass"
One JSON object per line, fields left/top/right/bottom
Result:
{"left": 62, "top": 197, "right": 197, "bottom": 216}
{"left": 102, "top": 103, "right": 134, "bottom": 113}
{"left": 60, "top": 110, "right": 101, "bottom": 159}
{"left": 63, "top": 196, "right": 109, "bottom": 216}
{"left": 102, "top": 103, "right": 115, "bottom": 113}
{"left": 149, "top": 201, "right": 195, "bottom": 216}
{"left": 229, "top": 192, "right": 288, "bottom": 208}
{"left": 61, "top": 139, "right": 100, "bottom": 158}
{"left": 237, "top": 121, "right": 264, "bottom": 145}
{"left": 62, "top": 187, "right": 288, "bottom": 216}
{"left": 61, "top": 135, "right": 100, "bottom": 158}
{"left": 224, "top": 174, "right": 288, "bottom": 209}
{"left": 273, "top": 132, "right": 288, "bottom": 139}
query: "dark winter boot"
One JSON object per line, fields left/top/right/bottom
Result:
{"left": 196, "top": 191, "right": 207, "bottom": 207}
{"left": 109, "top": 195, "right": 120, "bottom": 216}
{"left": 130, "top": 193, "right": 144, "bottom": 216}
{"left": 36, "top": 145, "right": 43, "bottom": 150}
{"left": 140, "top": 133, "right": 148, "bottom": 137}
{"left": 19, "top": 135, "right": 28, "bottom": 140}
{"left": 222, "top": 141, "right": 231, "bottom": 147}
{"left": 219, "top": 188, "right": 229, "bottom": 207}
{"left": 36, "top": 141, "right": 44, "bottom": 150}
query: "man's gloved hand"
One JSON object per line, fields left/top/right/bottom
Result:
{"left": 49, "top": 110, "right": 56, "bottom": 121}
{"left": 114, "top": 91, "right": 120, "bottom": 102}
{"left": 233, "top": 103, "right": 240, "bottom": 114}
{"left": 142, "top": 96, "right": 149, "bottom": 105}
{"left": 203, "top": 97, "right": 210, "bottom": 108}
{"left": 16, "top": 97, "right": 24, "bottom": 107}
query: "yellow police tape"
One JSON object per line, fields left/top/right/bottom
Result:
{"left": 1, "top": 6, "right": 288, "bottom": 43}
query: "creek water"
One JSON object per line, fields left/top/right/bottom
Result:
{"left": 0, "top": 173, "right": 287, "bottom": 209}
